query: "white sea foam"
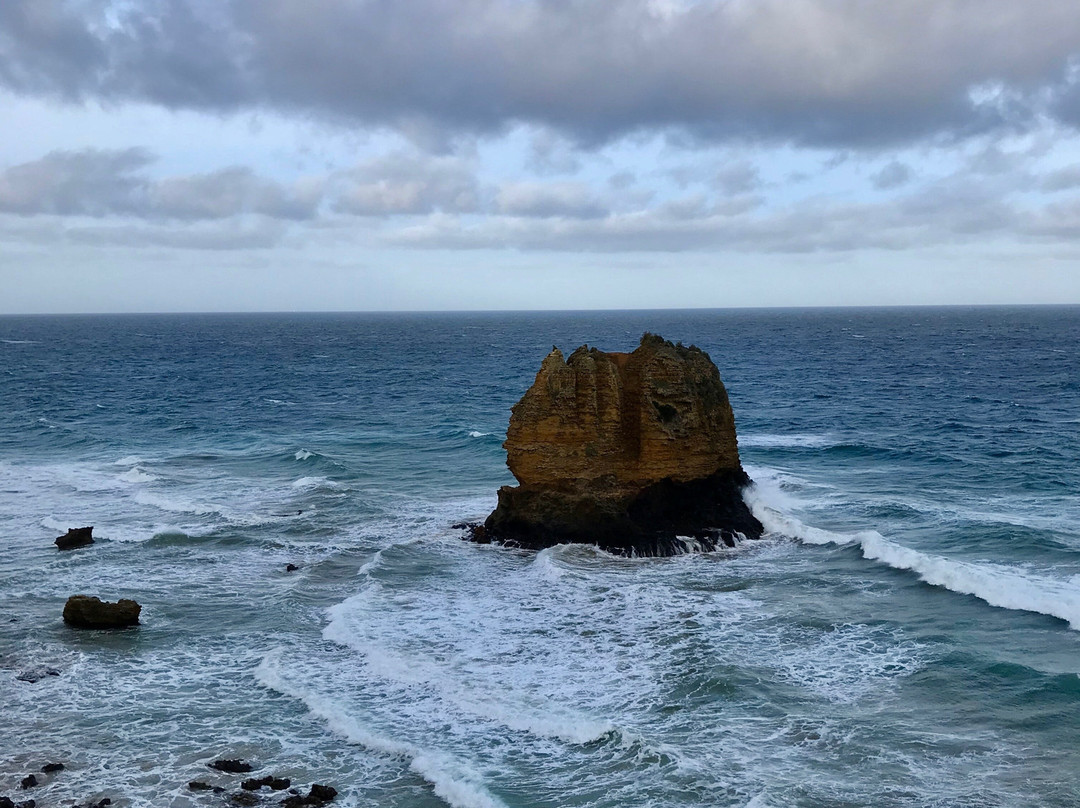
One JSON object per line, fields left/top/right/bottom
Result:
{"left": 295, "top": 449, "right": 314, "bottom": 460}
{"left": 766, "top": 624, "right": 926, "bottom": 703}
{"left": 746, "top": 484, "right": 1080, "bottom": 629}
{"left": 40, "top": 516, "right": 70, "bottom": 532}
{"left": 1, "top": 338, "right": 40, "bottom": 344}
{"left": 292, "top": 476, "right": 337, "bottom": 489}
{"left": 530, "top": 546, "right": 568, "bottom": 581}
{"left": 467, "top": 431, "right": 490, "bottom": 438}
{"left": 134, "top": 490, "right": 221, "bottom": 516}
{"left": 739, "top": 434, "right": 835, "bottom": 449}
{"left": 113, "top": 455, "right": 144, "bottom": 466}
{"left": 118, "top": 466, "right": 157, "bottom": 483}
{"left": 256, "top": 652, "right": 510, "bottom": 808}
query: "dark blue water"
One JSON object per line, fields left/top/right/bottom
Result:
{"left": 2, "top": 307, "right": 1079, "bottom": 808}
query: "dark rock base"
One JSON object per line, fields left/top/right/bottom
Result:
{"left": 62, "top": 596, "right": 141, "bottom": 629}
{"left": 55, "top": 527, "right": 94, "bottom": 551}
{"left": 474, "top": 468, "right": 763, "bottom": 556}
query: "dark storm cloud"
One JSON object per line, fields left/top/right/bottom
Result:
{"left": 0, "top": 148, "right": 320, "bottom": 219}
{"left": 4, "top": 1, "right": 1080, "bottom": 148}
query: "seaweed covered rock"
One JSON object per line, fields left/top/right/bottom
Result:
{"left": 479, "top": 334, "right": 762, "bottom": 555}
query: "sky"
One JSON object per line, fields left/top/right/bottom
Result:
{"left": 2, "top": 0, "right": 1080, "bottom": 313}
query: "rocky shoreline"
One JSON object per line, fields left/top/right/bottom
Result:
{"left": 1, "top": 758, "right": 338, "bottom": 808}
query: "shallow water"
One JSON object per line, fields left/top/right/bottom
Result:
{"left": 2, "top": 307, "right": 1079, "bottom": 807}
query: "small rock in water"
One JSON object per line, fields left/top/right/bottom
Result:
{"left": 210, "top": 759, "right": 254, "bottom": 774}
{"left": 0, "top": 797, "right": 12, "bottom": 808}
{"left": 229, "top": 792, "right": 260, "bottom": 806}
{"left": 243, "top": 776, "right": 292, "bottom": 791}
{"left": 75, "top": 800, "right": 111, "bottom": 808}
{"left": 55, "top": 526, "right": 94, "bottom": 550}
{"left": 62, "top": 596, "right": 141, "bottom": 629}
{"left": 19, "top": 776, "right": 37, "bottom": 790}
{"left": 282, "top": 784, "right": 338, "bottom": 806}
{"left": 285, "top": 564, "right": 299, "bottom": 572}
{"left": 188, "top": 781, "right": 213, "bottom": 791}
{"left": 308, "top": 785, "right": 337, "bottom": 802}
{"left": 40, "top": 763, "right": 64, "bottom": 773}
{"left": 15, "top": 666, "right": 60, "bottom": 683}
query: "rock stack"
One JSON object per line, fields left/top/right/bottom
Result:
{"left": 478, "top": 333, "right": 762, "bottom": 555}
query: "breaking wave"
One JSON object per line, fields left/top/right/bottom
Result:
{"left": 746, "top": 485, "right": 1080, "bottom": 630}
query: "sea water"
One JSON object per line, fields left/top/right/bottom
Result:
{"left": 1, "top": 307, "right": 1078, "bottom": 808}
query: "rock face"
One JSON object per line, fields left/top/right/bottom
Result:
{"left": 55, "top": 526, "right": 94, "bottom": 551}
{"left": 62, "top": 596, "right": 141, "bottom": 629}
{"left": 481, "top": 333, "right": 763, "bottom": 555}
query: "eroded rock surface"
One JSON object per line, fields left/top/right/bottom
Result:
{"left": 62, "top": 596, "right": 141, "bottom": 629}
{"left": 480, "top": 333, "right": 762, "bottom": 555}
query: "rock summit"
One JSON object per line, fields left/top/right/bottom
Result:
{"left": 478, "top": 333, "right": 762, "bottom": 555}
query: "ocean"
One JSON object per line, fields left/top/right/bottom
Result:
{"left": 2, "top": 307, "right": 1078, "bottom": 808}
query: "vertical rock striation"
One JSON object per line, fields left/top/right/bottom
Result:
{"left": 480, "top": 333, "right": 762, "bottom": 555}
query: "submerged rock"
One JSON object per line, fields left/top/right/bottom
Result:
{"left": 209, "top": 759, "right": 254, "bottom": 774}
{"left": 62, "top": 596, "right": 141, "bottom": 629}
{"left": 242, "top": 776, "right": 290, "bottom": 791}
{"left": 281, "top": 784, "right": 337, "bottom": 807}
{"left": 15, "top": 666, "right": 60, "bottom": 683}
{"left": 55, "top": 526, "right": 94, "bottom": 551}
{"left": 479, "top": 333, "right": 762, "bottom": 555}
{"left": 0, "top": 799, "right": 35, "bottom": 808}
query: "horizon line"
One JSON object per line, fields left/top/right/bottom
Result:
{"left": 2, "top": 302, "right": 1079, "bottom": 317}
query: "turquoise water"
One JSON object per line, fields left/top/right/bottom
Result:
{"left": 2, "top": 307, "right": 1079, "bottom": 807}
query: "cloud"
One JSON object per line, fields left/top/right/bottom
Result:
{"left": 0, "top": 148, "right": 321, "bottom": 220}
{"left": 712, "top": 161, "right": 761, "bottom": 195}
{"left": 871, "top": 161, "right": 913, "bottom": 190}
{"left": 0, "top": 148, "right": 153, "bottom": 216}
{"left": 332, "top": 152, "right": 478, "bottom": 215}
{"left": 63, "top": 219, "right": 287, "bottom": 250}
{"left": 1040, "top": 164, "right": 1080, "bottom": 192}
{"left": 4, "top": 1, "right": 1080, "bottom": 148}
{"left": 495, "top": 181, "right": 607, "bottom": 218}
{"left": 383, "top": 165, "right": 1066, "bottom": 254}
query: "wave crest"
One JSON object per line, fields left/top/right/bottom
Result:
{"left": 746, "top": 484, "right": 1080, "bottom": 630}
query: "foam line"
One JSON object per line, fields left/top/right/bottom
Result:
{"left": 255, "top": 653, "right": 509, "bottom": 808}
{"left": 746, "top": 485, "right": 1080, "bottom": 629}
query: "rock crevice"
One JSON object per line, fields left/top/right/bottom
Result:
{"left": 480, "top": 333, "right": 762, "bottom": 555}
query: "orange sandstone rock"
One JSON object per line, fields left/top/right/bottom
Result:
{"left": 481, "top": 333, "right": 762, "bottom": 555}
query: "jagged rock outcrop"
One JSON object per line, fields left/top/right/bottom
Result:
{"left": 478, "top": 333, "right": 762, "bottom": 555}
{"left": 55, "top": 526, "right": 94, "bottom": 551}
{"left": 62, "top": 596, "right": 141, "bottom": 629}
